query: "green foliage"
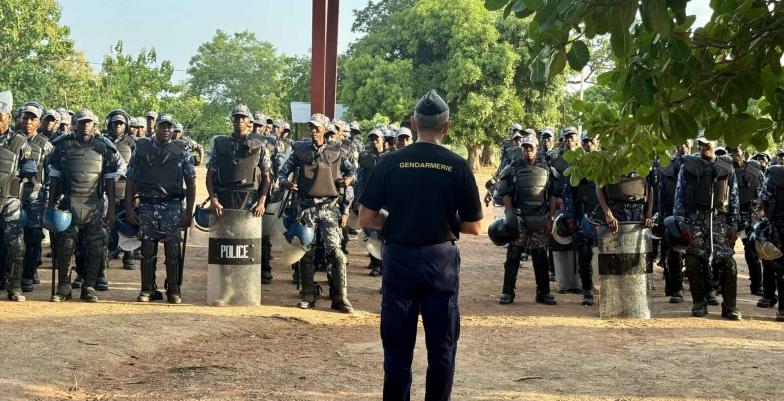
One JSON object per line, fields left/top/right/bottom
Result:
{"left": 486, "top": 0, "right": 784, "bottom": 186}
{"left": 342, "top": 0, "right": 568, "bottom": 148}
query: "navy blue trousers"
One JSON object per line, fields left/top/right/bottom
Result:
{"left": 381, "top": 241, "right": 461, "bottom": 401}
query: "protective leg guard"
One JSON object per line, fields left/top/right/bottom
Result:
{"left": 137, "top": 240, "right": 159, "bottom": 302}
{"left": 329, "top": 250, "right": 353, "bottom": 313}
{"left": 6, "top": 236, "right": 26, "bottom": 301}
{"left": 743, "top": 238, "right": 763, "bottom": 295}
{"left": 164, "top": 241, "right": 182, "bottom": 304}
{"left": 685, "top": 255, "right": 707, "bottom": 315}
{"left": 96, "top": 250, "right": 109, "bottom": 291}
{"left": 718, "top": 257, "right": 739, "bottom": 315}
{"left": 531, "top": 247, "right": 553, "bottom": 299}
{"left": 52, "top": 234, "right": 76, "bottom": 302}
{"left": 501, "top": 245, "right": 522, "bottom": 303}
{"left": 297, "top": 250, "right": 318, "bottom": 308}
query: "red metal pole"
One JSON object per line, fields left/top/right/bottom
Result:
{"left": 311, "top": 0, "right": 327, "bottom": 115}
{"left": 325, "top": 0, "right": 339, "bottom": 119}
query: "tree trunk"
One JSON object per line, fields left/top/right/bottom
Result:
{"left": 466, "top": 143, "right": 481, "bottom": 172}
{"left": 480, "top": 143, "right": 496, "bottom": 167}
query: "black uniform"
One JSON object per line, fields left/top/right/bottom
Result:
{"left": 361, "top": 103, "right": 482, "bottom": 401}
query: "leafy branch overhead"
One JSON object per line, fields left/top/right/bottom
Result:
{"left": 486, "top": 0, "right": 784, "bottom": 186}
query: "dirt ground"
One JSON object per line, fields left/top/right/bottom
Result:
{"left": 1, "top": 166, "right": 782, "bottom": 401}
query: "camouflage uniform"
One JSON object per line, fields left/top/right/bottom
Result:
{"left": 757, "top": 168, "right": 784, "bottom": 319}
{"left": 674, "top": 154, "right": 740, "bottom": 317}
{"left": 734, "top": 159, "right": 764, "bottom": 294}
{"left": 497, "top": 149, "right": 559, "bottom": 303}
{"left": 0, "top": 125, "right": 36, "bottom": 300}
{"left": 20, "top": 130, "right": 53, "bottom": 291}
{"left": 278, "top": 135, "right": 356, "bottom": 310}
{"left": 127, "top": 135, "right": 195, "bottom": 303}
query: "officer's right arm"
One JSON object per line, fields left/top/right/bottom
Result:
{"left": 46, "top": 146, "right": 62, "bottom": 208}
{"left": 278, "top": 151, "right": 299, "bottom": 191}
{"left": 205, "top": 169, "right": 224, "bottom": 217}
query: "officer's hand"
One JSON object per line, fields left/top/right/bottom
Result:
{"left": 543, "top": 219, "right": 553, "bottom": 236}
{"left": 282, "top": 180, "right": 298, "bottom": 192}
{"left": 251, "top": 202, "right": 265, "bottom": 217}
{"left": 211, "top": 197, "right": 224, "bottom": 217}
{"left": 340, "top": 214, "right": 349, "bottom": 228}
{"left": 181, "top": 213, "right": 192, "bottom": 229}
{"left": 606, "top": 213, "right": 618, "bottom": 234}
{"left": 725, "top": 228, "right": 738, "bottom": 246}
{"left": 126, "top": 209, "right": 140, "bottom": 226}
{"left": 643, "top": 217, "right": 654, "bottom": 229}
{"left": 566, "top": 218, "right": 577, "bottom": 234}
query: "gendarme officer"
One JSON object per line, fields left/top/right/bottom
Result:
{"left": 359, "top": 90, "right": 482, "bottom": 401}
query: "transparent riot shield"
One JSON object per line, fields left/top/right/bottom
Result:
{"left": 207, "top": 209, "right": 262, "bottom": 306}
{"left": 596, "top": 223, "right": 652, "bottom": 319}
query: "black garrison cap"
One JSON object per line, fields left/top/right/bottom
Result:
{"left": 414, "top": 89, "right": 449, "bottom": 117}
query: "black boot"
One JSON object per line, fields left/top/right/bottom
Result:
{"left": 80, "top": 286, "right": 98, "bottom": 302}
{"left": 328, "top": 251, "right": 353, "bottom": 313}
{"left": 164, "top": 241, "right": 182, "bottom": 304}
{"left": 122, "top": 251, "right": 136, "bottom": 270}
{"left": 137, "top": 240, "right": 158, "bottom": 302}
{"left": 261, "top": 236, "right": 272, "bottom": 284}
{"left": 577, "top": 243, "right": 594, "bottom": 306}
{"left": 6, "top": 236, "right": 26, "bottom": 301}
{"left": 718, "top": 257, "right": 740, "bottom": 320}
{"left": 500, "top": 245, "right": 522, "bottom": 304}
{"left": 532, "top": 248, "right": 555, "bottom": 305}
{"left": 297, "top": 251, "right": 318, "bottom": 309}
{"left": 368, "top": 255, "right": 382, "bottom": 277}
{"left": 96, "top": 254, "right": 109, "bottom": 291}
{"left": 685, "top": 255, "right": 708, "bottom": 316}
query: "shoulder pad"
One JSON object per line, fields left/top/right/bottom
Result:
{"left": 746, "top": 160, "right": 763, "bottom": 176}
{"left": 767, "top": 165, "right": 784, "bottom": 187}
{"left": 661, "top": 161, "right": 676, "bottom": 177}
{"left": 499, "top": 164, "right": 514, "bottom": 179}
{"left": 714, "top": 155, "right": 733, "bottom": 177}
{"left": 98, "top": 135, "right": 118, "bottom": 153}
{"left": 292, "top": 139, "right": 311, "bottom": 152}
{"left": 164, "top": 140, "right": 188, "bottom": 156}
{"left": 30, "top": 133, "right": 50, "bottom": 147}
{"left": 246, "top": 133, "right": 266, "bottom": 149}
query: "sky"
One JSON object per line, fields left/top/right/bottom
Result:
{"left": 59, "top": 0, "right": 373, "bottom": 82}
{"left": 59, "top": 0, "right": 714, "bottom": 83}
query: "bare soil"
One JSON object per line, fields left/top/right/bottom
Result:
{"left": 1, "top": 167, "right": 782, "bottom": 401}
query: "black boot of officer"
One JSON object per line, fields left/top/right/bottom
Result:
{"left": 297, "top": 249, "right": 321, "bottom": 309}
{"left": 21, "top": 227, "right": 44, "bottom": 292}
{"left": 744, "top": 238, "right": 764, "bottom": 296}
{"left": 576, "top": 242, "right": 594, "bottom": 306}
{"left": 666, "top": 247, "right": 685, "bottom": 303}
{"left": 500, "top": 244, "right": 523, "bottom": 304}
{"left": 775, "top": 264, "right": 784, "bottom": 321}
{"left": 163, "top": 241, "right": 182, "bottom": 304}
{"left": 137, "top": 240, "right": 164, "bottom": 302}
{"left": 758, "top": 260, "right": 779, "bottom": 308}
{"left": 368, "top": 255, "right": 382, "bottom": 277}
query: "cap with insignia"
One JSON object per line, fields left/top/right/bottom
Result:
{"left": 75, "top": 108, "right": 98, "bottom": 123}
{"left": 510, "top": 131, "right": 524, "bottom": 140}
{"left": 350, "top": 121, "right": 361, "bottom": 132}
{"left": 0, "top": 90, "right": 13, "bottom": 114}
{"left": 752, "top": 152, "right": 771, "bottom": 162}
{"left": 396, "top": 127, "right": 412, "bottom": 138}
{"left": 539, "top": 127, "right": 554, "bottom": 138}
{"left": 231, "top": 104, "right": 252, "bottom": 119}
{"left": 283, "top": 123, "right": 290, "bottom": 131}
{"left": 522, "top": 128, "right": 537, "bottom": 137}
{"left": 414, "top": 89, "right": 449, "bottom": 120}
{"left": 21, "top": 102, "right": 45, "bottom": 119}
{"left": 59, "top": 110, "right": 72, "bottom": 124}
{"left": 173, "top": 122, "right": 184, "bottom": 132}
{"left": 43, "top": 109, "right": 61, "bottom": 122}
{"left": 146, "top": 111, "right": 158, "bottom": 119}
{"left": 156, "top": 113, "right": 175, "bottom": 126}
{"left": 273, "top": 119, "right": 285, "bottom": 128}
{"left": 308, "top": 113, "right": 330, "bottom": 129}
{"left": 368, "top": 129, "right": 382, "bottom": 139}
{"left": 253, "top": 111, "right": 267, "bottom": 125}
{"left": 510, "top": 123, "right": 523, "bottom": 132}
{"left": 521, "top": 133, "right": 538, "bottom": 146}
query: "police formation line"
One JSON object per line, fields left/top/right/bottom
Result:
{"left": 0, "top": 91, "right": 415, "bottom": 313}
{"left": 486, "top": 125, "right": 784, "bottom": 322}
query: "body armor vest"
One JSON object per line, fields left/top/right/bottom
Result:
{"left": 113, "top": 134, "right": 135, "bottom": 200}
{"left": 605, "top": 175, "right": 647, "bottom": 203}
{"left": 683, "top": 155, "right": 732, "bottom": 213}
{"left": 574, "top": 178, "right": 598, "bottom": 216}
{"left": 0, "top": 131, "right": 26, "bottom": 204}
{"left": 765, "top": 165, "right": 784, "bottom": 219}
{"left": 132, "top": 138, "right": 186, "bottom": 198}
{"left": 659, "top": 159, "right": 681, "bottom": 211}
{"left": 548, "top": 152, "right": 570, "bottom": 175}
{"left": 212, "top": 134, "right": 263, "bottom": 192}
{"left": 27, "top": 133, "right": 52, "bottom": 184}
{"left": 59, "top": 136, "right": 109, "bottom": 223}
{"left": 736, "top": 160, "right": 763, "bottom": 208}
{"left": 359, "top": 150, "right": 380, "bottom": 172}
{"left": 293, "top": 140, "right": 341, "bottom": 198}
{"left": 511, "top": 159, "right": 550, "bottom": 232}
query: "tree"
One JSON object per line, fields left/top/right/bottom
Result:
{"left": 342, "top": 0, "right": 568, "bottom": 170}
{"left": 187, "top": 30, "right": 288, "bottom": 134}
{"left": 485, "top": 0, "right": 784, "bottom": 186}
{"left": 351, "top": 0, "right": 417, "bottom": 34}
{"left": 0, "top": 0, "right": 80, "bottom": 108}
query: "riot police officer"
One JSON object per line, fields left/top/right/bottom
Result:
{"left": 538, "top": 127, "right": 555, "bottom": 158}
{"left": 0, "top": 101, "right": 38, "bottom": 300}
{"left": 658, "top": 141, "right": 692, "bottom": 303}
{"left": 497, "top": 133, "right": 559, "bottom": 305}
{"left": 395, "top": 127, "right": 413, "bottom": 150}
{"left": 40, "top": 109, "right": 60, "bottom": 140}
{"left": 48, "top": 108, "right": 121, "bottom": 302}
{"left": 728, "top": 147, "right": 764, "bottom": 296}
{"left": 498, "top": 123, "right": 523, "bottom": 171}
{"left": 145, "top": 111, "right": 157, "bottom": 137}
{"left": 20, "top": 107, "right": 54, "bottom": 292}
{"left": 173, "top": 122, "right": 205, "bottom": 167}
{"left": 562, "top": 134, "right": 600, "bottom": 306}
{"left": 106, "top": 109, "right": 137, "bottom": 270}
{"left": 356, "top": 128, "right": 385, "bottom": 276}
{"left": 206, "top": 105, "right": 270, "bottom": 301}
{"left": 754, "top": 166, "right": 784, "bottom": 321}
{"left": 278, "top": 113, "right": 356, "bottom": 312}
{"left": 125, "top": 113, "right": 196, "bottom": 303}
{"left": 674, "top": 134, "right": 741, "bottom": 320}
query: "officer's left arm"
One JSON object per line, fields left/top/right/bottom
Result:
{"left": 102, "top": 147, "right": 122, "bottom": 227}
{"left": 194, "top": 142, "right": 205, "bottom": 166}
{"left": 643, "top": 182, "right": 655, "bottom": 228}
{"left": 339, "top": 155, "right": 357, "bottom": 187}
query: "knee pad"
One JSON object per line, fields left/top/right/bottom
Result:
{"left": 164, "top": 241, "right": 181, "bottom": 262}
{"left": 330, "top": 248, "right": 346, "bottom": 266}
{"left": 141, "top": 240, "right": 158, "bottom": 258}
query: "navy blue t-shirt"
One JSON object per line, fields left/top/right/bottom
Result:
{"left": 360, "top": 142, "right": 482, "bottom": 245}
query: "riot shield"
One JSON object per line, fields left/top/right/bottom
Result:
{"left": 596, "top": 223, "right": 652, "bottom": 319}
{"left": 207, "top": 209, "right": 262, "bottom": 306}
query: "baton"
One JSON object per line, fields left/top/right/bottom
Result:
{"left": 178, "top": 228, "right": 188, "bottom": 287}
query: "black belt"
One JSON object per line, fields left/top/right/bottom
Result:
{"left": 139, "top": 195, "right": 183, "bottom": 204}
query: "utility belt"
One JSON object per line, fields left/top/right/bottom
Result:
{"left": 685, "top": 209, "right": 720, "bottom": 219}
{"left": 296, "top": 196, "right": 341, "bottom": 226}
{"left": 214, "top": 183, "right": 256, "bottom": 193}
{"left": 139, "top": 194, "right": 184, "bottom": 204}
